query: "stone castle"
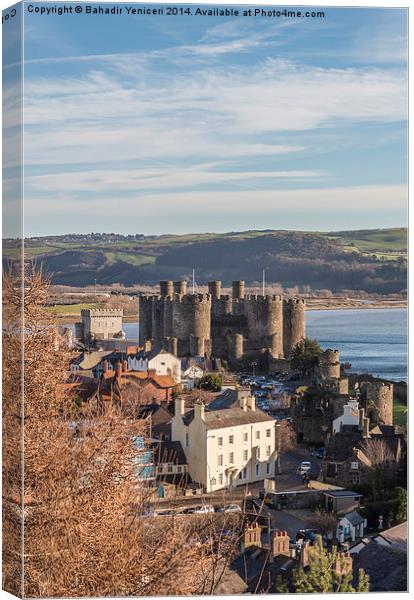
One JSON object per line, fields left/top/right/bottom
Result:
{"left": 138, "top": 280, "right": 305, "bottom": 364}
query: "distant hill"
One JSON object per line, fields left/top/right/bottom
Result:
{"left": 3, "top": 228, "right": 407, "bottom": 293}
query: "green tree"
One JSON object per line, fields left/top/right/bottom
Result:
{"left": 394, "top": 487, "right": 407, "bottom": 523}
{"left": 290, "top": 338, "right": 322, "bottom": 377}
{"left": 290, "top": 537, "right": 369, "bottom": 593}
{"left": 198, "top": 374, "right": 222, "bottom": 392}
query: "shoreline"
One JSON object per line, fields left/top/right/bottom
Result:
{"left": 53, "top": 302, "right": 406, "bottom": 321}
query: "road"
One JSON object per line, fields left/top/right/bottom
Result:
{"left": 274, "top": 447, "right": 322, "bottom": 492}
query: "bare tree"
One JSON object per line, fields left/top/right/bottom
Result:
{"left": 3, "top": 269, "right": 240, "bottom": 597}
{"left": 307, "top": 510, "right": 338, "bottom": 540}
{"left": 360, "top": 438, "right": 395, "bottom": 499}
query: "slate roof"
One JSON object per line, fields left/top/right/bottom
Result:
{"left": 353, "top": 542, "right": 407, "bottom": 592}
{"left": 374, "top": 521, "right": 407, "bottom": 552}
{"left": 344, "top": 510, "right": 365, "bottom": 526}
{"left": 324, "top": 490, "right": 362, "bottom": 498}
{"left": 151, "top": 440, "right": 187, "bottom": 465}
{"left": 182, "top": 405, "right": 275, "bottom": 430}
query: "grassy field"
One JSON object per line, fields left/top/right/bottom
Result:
{"left": 104, "top": 252, "right": 156, "bottom": 267}
{"left": 324, "top": 228, "right": 407, "bottom": 253}
{"left": 48, "top": 302, "right": 103, "bottom": 315}
{"left": 393, "top": 399, "right": 407, "bottom": 427}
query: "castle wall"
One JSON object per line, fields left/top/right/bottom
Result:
{"left": 319, "top": 349, "right": 341, "bottom": 379}
{"left": 81, "top": 308, "right": 123, "bottom": 340}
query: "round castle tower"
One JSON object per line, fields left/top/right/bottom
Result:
{"left": 283, "top": 298, "right": 306, "bottom": 358}
{"left": 244, "top": 294, "right": 284, "bottom": 357}
{"left": 318, "top": 349, "right": 341, "bottom": 379}
{"left": 365, "top": 381, "right": 393, "bottom": 425}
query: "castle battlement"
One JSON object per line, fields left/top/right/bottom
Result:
{"left": 139, "top": 279, "right": 305, "bottom": 360}
{"left": 81, "top": 308, "right": 123, "bottom": 317}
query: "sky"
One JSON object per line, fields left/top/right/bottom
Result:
{"left": 3, "top": 2, "right": 408, "bottom": 237}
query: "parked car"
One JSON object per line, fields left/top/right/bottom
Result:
{"left": 297, "top": 461, "right": 312, "bottom": 475}
{"left": 192, "top": 504, "right": 215, "bottom": 514}
{"left": 218, "top": 504, "right": 242, "bottom": 513}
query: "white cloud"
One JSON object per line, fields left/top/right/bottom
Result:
{"left": 26, "top": 167, "right": 323, "bottom": 194}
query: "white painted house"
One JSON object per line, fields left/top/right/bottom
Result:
{"left": 332, "top": 398, "right": 361, "bottom": 434}
{"left": 172, "top": 392, "right": 278, "bottom": 493}
{"left": 336, "top": 511, "right": 367, "bottom": 543}
{"left": 181, "top": 364, "right": 204, "bottom": 390}
{"left": 127, "top": 349, "right": 181, "bottom": 383}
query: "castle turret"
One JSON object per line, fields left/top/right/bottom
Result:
{"left": 227, "top": 333, "right": 244, "bottom": 363}
{"left": 172, "top": 294, "right": 211, "bottom": 356}
{"left": 365, "top": 381, "right": 393, "bottom": 425}
{"left": 232, "top": 280, "right": 245, "bottom": 300}
{"left": 159, "top": 280, "right": 174, "bottom": 297}
{"left": 208, "top": 280, "right": 222, "bottom": 299}
{"left": 173, "top": 281, "right": 187, "bottom": 296}
{"left": 283, "top": 298, "right": 305, "bottom": 358}
{"left": 318, "top": 349, "right": 341, "bottom": 379}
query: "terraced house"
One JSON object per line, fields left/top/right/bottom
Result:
{"left": 172, "top": 390, "right": 278, "bottom": 492}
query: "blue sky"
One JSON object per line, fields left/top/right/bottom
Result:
{"left": 3, "top": 3, "right": 408, "bottom": 236}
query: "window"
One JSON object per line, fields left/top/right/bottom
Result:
{"left": 266, "top": 462, "right": 271, "bottom": 475}
{"left": 242, "top": 468, "right": 247, "bottom": 479}
{"left": 266, "top": 445, "right": 271, "bottom": 457}
{"left": 177, "top": 465, "right": 182, "bottom": 473}
{"left": 229, "top": 452, "right": 234, "bottom": 464}
{"left": 255, "top": 463, "right": 260, "bottom": 477}
{"left": 266, "top": 429, "right": 271, "bottom": 438}
{"left": 350, "top": 473, "right": 360, "bottom": 484}
{"left": 210, "top": 477, "right": 216, "bottom": 486}
{"left": 256, "top": 431, "right": 260, "bottom": 440}
{"left": 185, "top": 433, "right": 189, "bottom": 448}
{"left": 243, "top": 449, "right": 248, "bottom": 461}
{"left": 218, "top": 437, "right": 223, "bottom": 446}
{"left": 243, "top": 432, "right": 248, "bottom": 442}
{"left": 229, "top": 435, "right": 234, "bottom": 444}
{"left": 218, "top": 454, "right": 223, "bottom": 466}
{"left": 257, "top": 447, "right": 261, "bottom": 459}
{"left": 350, "top": 462, "right": 359, "bottom": 470}
{"left": 218, "top": 473, "right": 223, "bottom": 485}
{"left": 167, "top": 464, "right": 173, "bottom": 473}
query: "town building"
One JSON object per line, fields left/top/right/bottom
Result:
{"left": 171, "top": 391, "right": 277, "bottom": 492}
{"left": 336, "top": 511, "right": 367, "bottom": 543}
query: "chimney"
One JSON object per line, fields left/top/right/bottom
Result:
{"left": 241, "top": 522, "right": 262, "bottom": 552}
{"left": 122, "top": 360, "right": 128, "bottom": 373}
{"left": 271, "top": 530, "right": 290, "bottom": 558}
{"left": 102, "top": 359, "right": 109, "bottom": 373}
{"left": 194, "top": 401, "right": 205, "bottom": 421}
{"left": 300, "top": 540, "right": 310, "bottom": 568}
{"left": 144, "top": 340, "right": 152, "bottom": 353}
{"left": 148, "top": 368, "right": 157, "bottom": 378}
{"left": 246, "top": 395, "right": 256, "bottom": 411}
{"left": 175, "top": 396, "right": 185, "bottom": 417}
{"left": 239, "top": 397, "right": 247, "bottom": 411}
{"left": 335, "top": 551, "right": 353, "bottom": 576}
{"left": 115, "top": 361, "right": 122, "bottom": 378}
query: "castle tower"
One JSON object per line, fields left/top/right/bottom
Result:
{"left": 318, "top": 349, "right": 341, "bottom": 379}
{"left": 365, "top": 381, "right": 393, "bottom": 425}
{"left": 173, "top": 280, "right": 187, "bottom": 296}
{"left": 172, "top": 293, "right": 211, "bottom": 356}
{"left": 283, "top": 298, "right": 305, "bottom": 358}
{"left": 208, "top": 280, "right": 222, "bottom": 299}
{"left": 244, "top": 295, "right": 284, "bottom": 357}
{"left": 232, "top": 280, "right": 245, "bottom": 300}
{"left": 159, "top": 280, "right": 174, "bottom": 297}
{"left": 227, "top": 333, "right": 244, "bottom": 363}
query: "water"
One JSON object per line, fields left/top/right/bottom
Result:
{"left": 69, "top": 308, "right": 407, "bottom": 383}
{"left": 306, "top": 308, "right": 407, "bottom": 382}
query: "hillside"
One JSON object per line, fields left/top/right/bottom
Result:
{"left": 3, "top": 228, "right": 407, "bottom": 293}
